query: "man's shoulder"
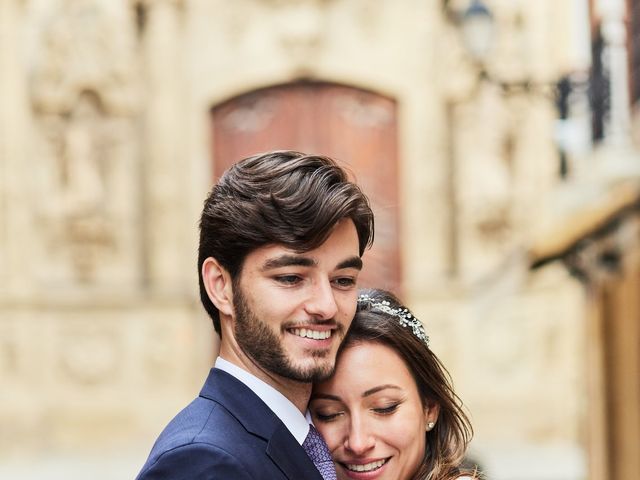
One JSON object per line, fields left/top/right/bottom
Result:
{"left": 146, "top": 394, "right": 256, "bottom": 454}
{"left": 157, "top": 396, "right": 227, "bottom": 445}
{"left": 136, "top": 396, "right": 269, "bottom": 479}
{"left": 135, "top": 441, "right": 254, "bottom": 480}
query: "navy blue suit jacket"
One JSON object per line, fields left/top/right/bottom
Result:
{"left": 136, "top": 368, "right": 324, "bottom": 480}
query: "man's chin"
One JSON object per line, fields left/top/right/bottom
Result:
{"left": 292, "top": 362, "right": 336, "bottom": 383}
{"left": 273, "top": 358, "right": 336, "bottom": 383}
{"left": 308, "top": 366, "right": 336, "bottom": 382}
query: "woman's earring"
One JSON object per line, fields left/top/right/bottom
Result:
{"left": 426, "top": 421, "right": 435, "bottom": 431}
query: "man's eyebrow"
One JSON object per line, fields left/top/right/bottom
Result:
{"left": 261, "top": 255, "right": 316, "bottom": 271}
{"left": 363, "top": 384, "right": 402, "bottom": 397}
{"left": 336, "top": 256, "right": 363, "bottom": 271}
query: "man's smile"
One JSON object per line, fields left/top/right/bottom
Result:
{"left": 289, "top": 328, "right": 333, "bottom": 340}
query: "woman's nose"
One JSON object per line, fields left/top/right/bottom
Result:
{"left": 344, "top": 419, "right": 375, "bottom": 455}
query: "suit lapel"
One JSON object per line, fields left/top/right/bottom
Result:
{"left": 267, "top": 422, "right": 324, "bottom": 480}
{"left": 200, "top": 368, "right": 277, "bottom": 439}
{"left": 199, "top": 369, "right": 325, "bottom": 480}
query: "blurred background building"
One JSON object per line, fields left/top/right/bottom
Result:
{"left": 1, "top": 0, "right": 639, "bottom": 479}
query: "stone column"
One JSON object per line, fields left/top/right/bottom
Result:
{"left": 0, "top": 0, "right": 32, "bottom": 298}
{"left": 567, "top": 214, "right": 640, "bottom": 480}
{"left": 598, "top": 0, "right": 632, "bottom": 147}
{"left": 142, "top": 0, "right": 187, "bottom": 294}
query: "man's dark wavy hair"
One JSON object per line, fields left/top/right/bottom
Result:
{"left": 198, "top": 150, "right": 374, "bottom": 335}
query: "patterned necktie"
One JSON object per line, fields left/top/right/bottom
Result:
{"left": 302, "top": 424, "right": 337, "bottom": 480}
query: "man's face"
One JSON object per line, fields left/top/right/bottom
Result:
{"left": 233, "top": 219, "right": 362, "bottom": 383}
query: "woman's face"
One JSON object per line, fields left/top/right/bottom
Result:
{"left": 310, "top": 342, "right": 437, "bottom": 480}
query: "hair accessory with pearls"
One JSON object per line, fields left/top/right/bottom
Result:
{"left": 357, "top": 294, "right": 430, "bottom": 346}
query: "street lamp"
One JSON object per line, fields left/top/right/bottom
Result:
{"left": 440, "top": 0, "right": 584, "bottom": 276}
{"left": 458, "top": 0, "right": 494, "bottom": 64}
{"left": 442, "top": 0, "right": 590, "bottom": 179}
{"left": 443, "top": 0, "right": 556, "bottom": 95}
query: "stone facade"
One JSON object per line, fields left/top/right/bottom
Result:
{"left": 1, "top": 0, "right": 637, "bottom": 479}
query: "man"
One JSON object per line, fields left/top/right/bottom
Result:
{"left": 137, "top": 151, "right": 374, "bottom": 479}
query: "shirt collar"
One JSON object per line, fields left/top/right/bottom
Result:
{"left": 215, "top": 357, "right": 311, "bottom": 445}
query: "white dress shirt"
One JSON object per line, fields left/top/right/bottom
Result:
{"left": 215, "top": 357, "right": 311, "bottom": 445}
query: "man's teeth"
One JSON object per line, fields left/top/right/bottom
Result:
{"left": 345, "top": 459, "right": 386, "bottom": 472}
{"left": 291, "top": 328, "right": 331, "bottom": 340}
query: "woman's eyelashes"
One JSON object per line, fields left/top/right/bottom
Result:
{"left": 313, "top": 409, "right": 344, "bottom": 422}
{"left": 311, "top": 400, "right": 403, "bottom": 422}
{"left": 372, "top": 402, "right": 401, "bottom": 415}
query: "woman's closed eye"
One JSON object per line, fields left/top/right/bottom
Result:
{"left": 312, "top": 409, "right": 344, "bottom": 422}
{"left": 372, "top": 402, "right": 401, "bottom": 415}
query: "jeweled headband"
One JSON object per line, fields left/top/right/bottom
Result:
{"left": 357, "top": 294, "right": 430, "bottom": 346}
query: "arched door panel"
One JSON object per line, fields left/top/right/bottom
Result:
{"left": 211, "top": 82, "right": 401, "bottom": 293}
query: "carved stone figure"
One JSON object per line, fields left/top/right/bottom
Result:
{"left": 30, "top": 0, "right": 139, "bottom": 284}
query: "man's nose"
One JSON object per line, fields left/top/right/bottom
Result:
{"left": 304, "top": 280, "right": 338, "bottom": 320}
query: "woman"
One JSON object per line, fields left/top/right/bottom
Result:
{"left": 310, "top": 289, "right": 477, "bottom": 480}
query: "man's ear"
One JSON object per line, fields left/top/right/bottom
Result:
{"left": 202, "top": 257, "right": 234, "bottom": 317}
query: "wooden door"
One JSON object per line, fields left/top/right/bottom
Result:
{"left": 583, "top": 225, "right": 640, "bottom": 480}
{"left": 597, "top": 260, "right": 640, "bottom": 480}
{"left": 211, "top": 82, "right": 401, "bottom": 293}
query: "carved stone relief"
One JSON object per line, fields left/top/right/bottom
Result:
{"left": 0, "top": 320, "right": 20, "bottom": 381}
{"left": 57, "top": 320, "right": 121, "bottom": 386}
{"left": 0, "top": 173, "right": 5, "bottom": 289}
{"left": 264, "top": 0, "right": 333, "bottom": 70}
{"left": 455, "top": 87, "right": 520, "bottom": 281}
{"left": 143, "top": 319, "right": 179, "bottom": 384}
{"left": 0, "top": 312, "right": 39, "bottom": 392}
{"left": 30, "top": 0, "right": 140, "bottom": 286}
